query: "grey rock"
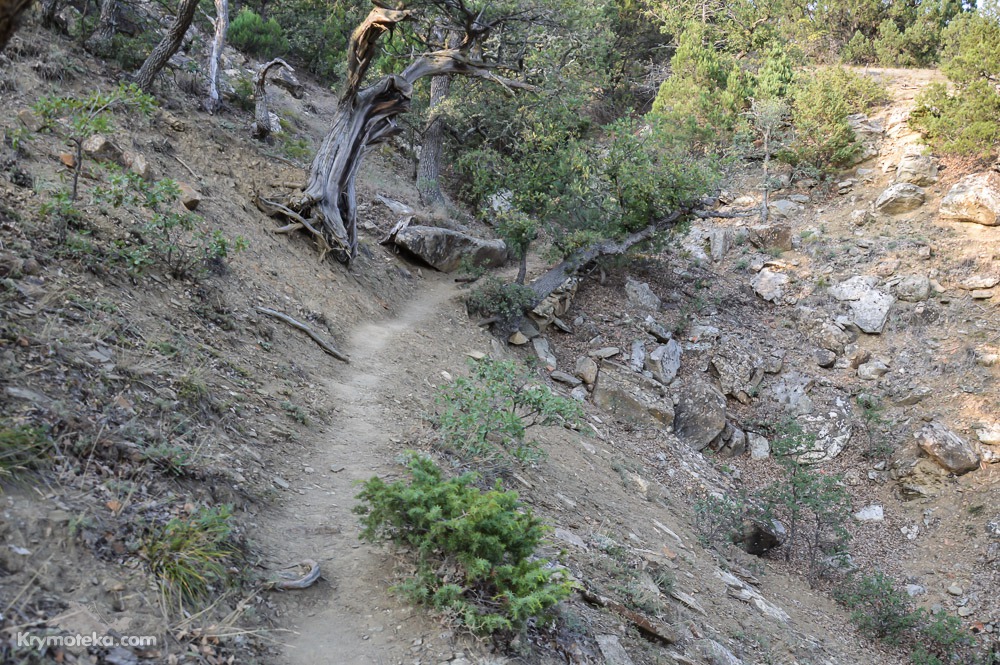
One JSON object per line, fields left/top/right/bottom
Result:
{"left": 736, "top": 519, "right": 786, "bottom": 555}
{"left": 768, "top": 199, "right": 802, "bottom": 219}
{"left": 570, "top": 386, "right": 588, "bottom": 402}
{"left": 646, "top": 340, "right": 682, "bottom": 385}
{"left": 751, "top": 268, "right": 789, "bottom": 302}
{"left": 709, "top": 228, "right": 733, "bottom": 262}
{"left": 591, "top": 346, "right": 621, "bottom": 360}
{"left": 875, "top": 183, "right": 926, "bottom": 214}
{"left": 895, "top": 154, "right": 939, "bottom": 186}
{"left": 748, "top": 433, "right": 770, "bottom": 459}
{"left": 830, "top": 276, "right": 878, "bottom": 301}
{"left": 972, "top": 289, "right": 995, "bottom": 300}
{"left": 852, "top": 289, "right": 895, "bottom": 334}
{"left": 550, "top": 371, "right": 581, "bottom": 387}
{"left": 177, "top": 182, "right": 202, "bottom": 211}
{"left": 897, "top": 275, "right": 930, "bottom": 302}
{"left": 797, "top": 407, "right": 853, "bottom": 462}
{"left": 748, "top": 222, "right": 793, "bottom": 251}
{"left": 906, "top": 584, "right": 926, "bottom": 597}
{"left": 815, "top": 348, "right": 837, "bottom": 368}
{"left": 554, "top": 528, "right": 587, "bottom": 549}
{"left": 592, "top": 363, "right": 674, "bottom": 428}
{"left": 629, "top": 339, "right": 646, "bottom": 372}
{"left": 625, "top": 277, "right": 661, "bottom": 311}
{"left": 788, "top": 193, "right": 810, "bottom": 203}
{"left": 845, "top": 343, "right": 871, "bottom": 368}
{"left": 917, "top": 422, "right": 980, "bottom": 475}
{"left": 575, "top": 356, "right": 599, "bottom": 385}
{"left": 273, "top": 476, "right": 290, "bottom": 490}
{"left": 940, "top": 172, "right": 1000, "bottom": 225}
{"left": 960, "top": 275, "right": 1000, "bottom": 290}
{"left": 854, "top": 505, "right": 884, "bottom": 521}
{"left": 858, "top": 359, "right": 889, "bottom": 380}
{"left": 719, "top": 426, "right": 747, "bottom": 458}
{"left": 770, "top": 372, "right": 814, "bottom": 416}
{"left": 394, "top": 226, "right": 507, "bottom": 272}
{"left": 691, "top": 639, "right": 743, "bottom": 665}
{"left": 532, "top": 337, "right": 557, "bottom": 369}
{"left": 947, "top": 585, "right": 963, "bottom": 596}
{"left": 673, "top": 379, "right": 727, "bottom": 450}
{"left": 642, "top": 316, "right": 672, "bottom": 343}
{"left": 82, "top": 133, "right": 124, "bottom": 163}
{"left": 595, "top": 635, "right": 635, "bottom": 665}
{"left": 710, "top": 337, "right": 764, "bottom": 403}
{"left": 975, "top": 423, "right": 1000, "bottom": 445}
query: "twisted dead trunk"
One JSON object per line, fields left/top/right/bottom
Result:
{"left": 253, "top": 58, "right": 292, "bottom": 139}
{"left": 132, "top": 0, "right": 199, "bottom": 91}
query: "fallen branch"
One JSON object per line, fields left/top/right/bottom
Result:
{"left": 580, "top": 587, "right": 679, "bottom": 644}
{"left": 269, "top": 559, "right": 321, "bottom": 590}
{"left": 255, "top": 307, "right": 349, "bottom": 363}
{"left": 691, "top": 208, "right": 758, "bottom": 219}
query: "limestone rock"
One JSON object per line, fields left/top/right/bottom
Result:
{"left": 767, "top": 199, "right": 802, "bottom": 220}
{"left": 960, "top": 275, "right": 999, "bottom": 290}
{"left": 592, "top": 362, "right": 673, "bottom": 428}
{"left": 748, "top": 433, "right": 770, "bottom": 459}
{"left": 769, "top": 372, "right": 814, "bottom": 416}
{"left": 177, "top": 182, "right": 202, "bottom": 211}
{"left": 81, "top": 134, "right": 123, "bottom": 162}
{"left": 940, "top": 172, "right": 1000, "bottom": 225}
{"left": 796, "top": 406, "right": 853, "bottom": 462}
{"left": 854, "top": 505, "right": 884, "bottom": 521}
{"left": 815, "top": 348, "right": 836, "bottom": 368}
{"left": 832, "top": 277, "right": 894, "bottom": 334}
{"left": 709, "top": 336, "right": 764, "bottom": 403}
{"left": 751, "top": 268, "right": 789, "bottom": 302}
{"left": 645, "top": 340, "right": 682, "bottom": 385}
{"left": 916, "top": 422, "right": 980, "bottom": 475}
{"left": 895, "top": 154, "right": 938, "bottom": 186}
{"left": 709, "top": 228, "right": 733, "bottom": 262}
{"left": 595, "top": 635, "right": 635, "bottom": 665}
{"left": 896, "top": 275, "right": 930, "bottom": 302}
{"left": 625, "top": 277, "right": 661, "bottom": 311}
{"left": 692, "top": 639, "right": 743, "bottom": 665}
{"left": 550, "top": 370, "right": 581, "bottom": 387}
{"left": 17, "top": 109, "right": 41, "bottom": 132}
{"left": 858, "top": 359, "right": 889, "bottom": 380}
{"left": 673, "top": 379, "right": 726, "bottom": 450}
{"left": 830, "top": 275, "right": 878, "bottom": 302}
{"left": 875, "top": 183, "right": 925, "bottom": 214}
{"left": 532, "top": 337, "right": 557, "bottom": 370}
{"left": 394, "top": 226, "right": 507, "bottom": 272}
{"left": 629, "top": 339, "right": 646, "bottom": 372}
{"left": 575, "top": 356, "right": 599, "bottom": 385}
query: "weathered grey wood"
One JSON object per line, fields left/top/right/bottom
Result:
{"left": 205, "top": 0, "right": 228, "bottom": 114}
{"left": 256, "top": 307, "right": 349, "bottom": 362}
{"left": 252, "top": 58, "right": 292, "bottom": 139}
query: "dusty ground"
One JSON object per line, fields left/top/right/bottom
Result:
{"left": 0, "top": 21, "right": 997, "bottom": 665}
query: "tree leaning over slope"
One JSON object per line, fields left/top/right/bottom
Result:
{"left": 132, "top": 0, "right": 199, "bottom": 91}
{"left": 263, "top": 0, "right": 540, "bottom": 263}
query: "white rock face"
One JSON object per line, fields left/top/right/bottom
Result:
{"left": 940, "top": 172, "right": 1000, "bottom": 225}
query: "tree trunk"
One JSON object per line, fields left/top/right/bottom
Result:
{"left": 41, "top": 0, "right": 61, "bottom": 28}
{"left": 0, "top": 0, "right": 32, "bottom": 51}
{"left": 416, "top": 71, "right": 452, "bottom": 206}
{"left": 205, "top": 0, "right": 228, "bottom": 114}
{"left": 252, "top": 58, "right": 292, "bottom": 140}
{"left": 132, "top": 0, "right": 199, "bottom": 91}
{"left": 85, "top": 0, "right": 119, "bottom": 54}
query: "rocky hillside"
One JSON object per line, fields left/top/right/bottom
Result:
{"left": 0, "top": 16, "right": 998, "bottom": 665}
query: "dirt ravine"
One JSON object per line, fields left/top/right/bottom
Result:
{"left": 258, "top": 274, "right": 484, "bottom": 665}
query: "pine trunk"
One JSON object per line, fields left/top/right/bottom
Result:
{"left": 205, "top": 0, "right": 228, "bottom": 114}
{"left": 416, "top": 71, "right": 451, "bottom": 206}
{"left": 85, "top": 0, "right": 119, "bottom": 54}
{"left": 132, "top": 0, "right": 199, "bottom": 91}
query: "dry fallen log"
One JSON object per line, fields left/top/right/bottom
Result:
{"left": 255, "top": 307, "right": 349, "bottom": 363}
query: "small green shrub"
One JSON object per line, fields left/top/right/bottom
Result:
{"left": 139, "top": 442, "right": 193, "bottom": 476}
{"left": 693, "top": 492, "right": 748, "bottom": 547}
{"left": 228, "top": 9, "right": 288, "bottom": 58}
{"left": 835, "top": 571, "right": 920, "bottom": 644}
{"left": 435, "top": 358, "right": 583, "bottom": 465}
{"left": 464, "top": 276, "right": 535, "bottom": 321}
{"left": 0, "top": 424, "right": 51, "bottom": 478}
{"left": 354, "top": 454, "right": 574, "bottom": 635}
{"left": 142, "top": 505, "right": 235, "bottom": 605}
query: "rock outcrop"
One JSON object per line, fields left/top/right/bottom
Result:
{"left": 393, "top": 226, "right": 507, "bottom": 272}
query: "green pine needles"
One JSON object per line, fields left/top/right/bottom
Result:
{"left": 354, "top": 454, "right": 574, "bottom": 636}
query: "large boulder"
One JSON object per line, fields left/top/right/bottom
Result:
{"left": 894, "top": 154, "right": 939, "bottom": 186}
{"left": 393, "top": 226, "right": 507, "bottom": 272}
{"left": 831, "top": 276, "right": 894, "bottom": 334}
{"left": 875, "top": 183, "right": 925, "bottom": 214}
{"left": 625, "top": 277, "right": 661, "bottom": 311}
{"left": 896, "top": 275, "right": 930, "bottom": 302}
{"left": 592, "top": 362, "right": 673, "bottom": 428}
{"left": 748, "top": 222, "right": 792, "bottom": 252}
{"left": 940, "top": 172, "right": 1000, "bottom": 226}
{"left": 673, "top": 379, "right": 727, "bottom": 451}
{"left": 751, "top": 268, "right": 789, "bottom": 303}
{"left": 916, "top": 421, "right": 980, "bottom": 475}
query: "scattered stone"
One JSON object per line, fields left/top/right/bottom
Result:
{"left": 81, "top": 134, "right": 124, "bottom": 162}
{"left": 851, "top": 209, "right": 874, "bottom": 226}
{"left": 673, "top": 379, "right": 727, "bottom": 450}
{"left": 570, "top": 386, "right": 588, "bottom": 402}
{"left": 751, "top": 268, "right": 789, "bottom": 302}
{"left": 958, "top": 606, "right": 975, "bottom": 618}
{"left": 858, "top": 359, "right": 889, "bottom": 380}
{"left": 17, "top": 108, "right": 41, "bottom": 132}
{"left": 844, "top": 343, "right": 871, "bottom": 368}
{"left": 854, "top": 505, "right": 884, "bottom": 522}
{"left": 550, "top": 370, "right": 581, "bottom": 387}
{"left": 748, "top": 433, "right": 770, "bottom": 459}
{"left": 875, "top": 183, "right": 925, "bottom": 214}
{"left": 710, "top": 337, "right": 764, "bottom": 403}
{"left": 815, "top": 348, "right": 836, "bottom": 368}
{"left": 59, "top": 152, "right": 75, "bottom": 168}
{"left": 554, "top": 528, "right": 587, "bottom": 549}
{"left": 592, "top": 363, "right": 673, "bottom": 429}
{"left": 975, "top": 346, "right": 1000, "bottom": 367}
{"left": 896, "top": 275, "right": 930, "bottom": 302}
{"left": 975, "top": 423, "right": 1000, "bottom": 446}
{"left": 646, "top": 340, "right": 682, "bottom": 385}
{"left": 595, "top": 635, "right": 635, "bottom": 665}
{"left": 960, "top": 275, "right": 999, "bottom": 290}
{"left": 895, "top": 154, "right": 939, "bottom": 186}
{"left": 831, "top": 276, "right": 878, "bottom": 302}
{"left": 177, "top": 182, "right": 202, "bottom": 211}
{"left": 831, "top": 277, "right": 894, "bottom": 334}
{"left": 770, "top": 372, "right": 814, "bottom": 416}
{"left": 629, "top": 339, "right": 646, "bottom": 372}
{"left": 939, "top": 172, "right": 1000, "bottom": 225}
{"left": 508, "top": 331, "right": 529, "bottom": 345}
{"left": 947, "top": 585, "right": 963, "bottom": 597}
{"left": 768, "top": 199, "right": 802, "bottom": 219}
{"left": 788, "top": 193, "right": 810, "bottom": 203}
{"left": 393, "top": 226, "right": 507, "bottom": 272}
{"left": 532, "top": 337, "right": 557, "bottom": 370}
{"left": 916, "top": 421, "right": 980, "bottom": 475}
{"left": 591, "top": 347, "right": 620, "bottom": 360}
{"left": 642, "top": 316, "right": 672, "bottom": 343}
{"left": 575, "top": 356, "right": 599, "bottom": 385}
{"left": 625, "top": 277, "right": 661, "bottom": 311}
{"left": 273, "top": 476, "right": 290, "bottom": 490}
{"left": 971, "top": 289, "right": 994, "bottom": 300}
{"left": 797, "top": 407, "right": 853, "bottom": 462}
{"left": 906, "top": 584, "right": 926, "bottom": 597}
{"left": 691, "top": 639, "right": 743, "bottom": 665}
{"left": 748, "top": 222, "right": 792, "bottom": 252}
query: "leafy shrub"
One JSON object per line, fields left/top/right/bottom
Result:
{"left": 835, "top": 571, "right": 920, "bottom": 644}
{"left": 693, "top": 492, "right": 748, "bottom": 547}
{"left": 435, "top": 358, "right": 582, "bottom": 465}
{"left": 464, "top": 276, "right": 535, "bottom": 321}
{"left": 228, "top": 9, "right": 288, "bottom": 59}
{"left": 142, "top": 505, "right": 235, "bottom": 605}
{"left": 268, "top": 0, "right": 360, "bottom": 81}
{"left": 779, "top": 67, "right": 888, "bottom": 172}
{"left": 354, "top": 454, "right": 574, "bottom": 635}
{"left": 910, "top": 14, "right": 1000, "bottom": 160}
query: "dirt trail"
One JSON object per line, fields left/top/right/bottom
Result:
{"left": 258, "top": 274, "right": 481, "bottom": 665}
